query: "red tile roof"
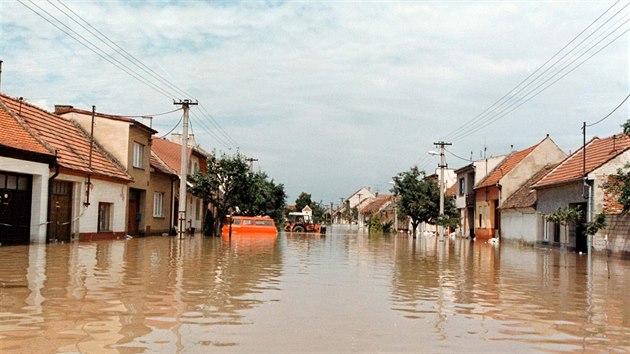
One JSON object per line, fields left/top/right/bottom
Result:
{"left": 150, "top": 151, "right": 177, "bottom": 175}
{"left": 0, "top": 94, "right": 131, "bottom": 182}
{"left": 500, "top": 164, "right": 557, "bottom": 210}
{"left": 360, "top": 194, "right": 393, "bottom": 216}
{"left": 475, "top": 144, "right": 538, "bottom": 189}
{"left": 445, "top": 183, "right": 457, "bottom": 197}
{"left": 534, "top": 133, "right": 630, "bottom": 189}
{"left": 151, "top": 138, "right": 207, "bottom": 176}
{"left": 0, "top": 98, "right": 55, "bottom": 158}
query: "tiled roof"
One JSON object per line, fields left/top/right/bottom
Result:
{"left": 445, "top": 183, "right": 457, "bottom": 197}
{"left": 0, "top": 97, "right": 56, "bottom": 159}
{"left": 150, "top": 151, "right": 177, "bottom": 175}
{"left": 151, "top": 138, "right": 208, "bottom": 175}
{"left": 534, "top": 133, "right": 630, "bottom": 188}
{"left": 0, "top": 94, "right": 131, "bottom": 182}
{"left": 500, "top": 164, "right": 557, "bottom": 210}
{"left": 361, "top": 194, "right": 392, "bottom": 216}
{"left": 475, "top": 143, "right": 538, "bottom": 189}
{"left": 151, "top": 138, "right": 194, "bottom": 176}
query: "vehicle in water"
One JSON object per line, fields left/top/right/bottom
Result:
{"left": 284, "top": 212, "right": 326, "bottom": 234}
{"left": 222, "top": 215, "right": 278, "bottom": 237}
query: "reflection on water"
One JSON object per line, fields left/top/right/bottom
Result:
{"left": 0, "top": 228, "right": 628, "bottom": 353}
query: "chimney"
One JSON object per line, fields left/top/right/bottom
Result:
{"left": 54, "top": 105, "right": 74, "bottom": 115}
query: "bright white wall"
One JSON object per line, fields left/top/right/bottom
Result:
{"left": 1, "top": 156, "right": 50, "bottom": 243}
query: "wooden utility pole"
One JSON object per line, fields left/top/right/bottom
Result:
{"left": 174, "top": 99, "right": 198, "bottom": 239}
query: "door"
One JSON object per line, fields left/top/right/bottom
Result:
{"left": 49, "top": 181, "right": 72, "bottom": 242}
{"left": 572, "top": 203, "right": 588, "bottom": 253}
{"left": 0, "top": 173, "right": 32, "bottom": 245}
{"left": 128, "top": 189, "right": 140, "bottom": 235}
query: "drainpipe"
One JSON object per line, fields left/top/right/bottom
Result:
{"left": 47, "top": 157, "right": 60, "bottom": 243}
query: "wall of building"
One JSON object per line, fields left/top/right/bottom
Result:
{"left": 63, "top": 112, "right": 131, "bottom": 167}
{"left": 501, "top": 208, "right": 540, "bottom": 244}
{"left": 501, "top": 139, "right": 566, "bottom": 204}
{"left": 147, "top": 172, "right": 173, "bottom": 235}
{"left": 56, "top": 174, "right": 128, "bottom": 239}
{"left": 536, "top": 182, "right": 584, "bottom": 214}
{"left": 0, "top": 156, "right": 50, "bottom": 243}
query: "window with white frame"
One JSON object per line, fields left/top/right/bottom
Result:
{"left": 153, "top": 192, "right": 164, "bottom": 217}
{"left": 98, "top": 202, "right": 113, "bottom": 232}
{"left": 133, "top": 142, "right": 145, "bottom": 168}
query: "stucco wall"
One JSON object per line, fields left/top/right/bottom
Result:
{"left": 63, "top": 112, "right": 131, "bottom": 167}
{"left": 501, "top": 138, "right": 566, "bottom": 204}
{"left": 536, "top": 182, "right": 585, "bottom": 214}
{"left": 501, "top": 208, "right": 540, "bottom": 244}
{"left": 57, "top": 174, "right": 127, "bottom": 236}
{"left": 589, "top": 150, "right": 630, "bottom": 215}
{"left": 147, "top": 172, "right": 173, "bottom": 235}
{"left": 1, "top": 156, "right": 50, "bottom": 243}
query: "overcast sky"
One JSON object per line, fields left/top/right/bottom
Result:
{"left": 1, "top": 1, "right": 628, "bottom": 205}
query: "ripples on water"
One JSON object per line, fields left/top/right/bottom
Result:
{"left": 0, "top": 227, "right": 628, "bottom": 353}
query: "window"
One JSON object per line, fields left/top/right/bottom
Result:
{"left": 195, "top": 199, "right": 201, "bottom": 220}
{"left": 458, "top": 178, "right": 465, "bottom": 196}
{"left": 98, "top": 203, "right": 113, "bottom": 232}
{"left": 133, "top": 142, "right": 145, "bottom": 168}
{"left": 153, "top": 192, "right": 164, "bottom": 217}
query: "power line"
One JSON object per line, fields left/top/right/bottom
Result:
{"left": 586, "top": 94, "right": 630, "bottom": 127}
{"left": 19, "top": 0, "right": 242, "bottom": 152}
{"left": 116, "top": 107, "right": 183, "bottom": 118}
{"left": 439, "top": 0, "right": 628, "bottom": 143}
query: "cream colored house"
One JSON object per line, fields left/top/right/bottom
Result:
{"left": 55, "top": 105, "right": 157, "bottom": 236}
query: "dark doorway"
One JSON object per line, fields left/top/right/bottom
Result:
{"left": 49, "top": 181, "right": 72, "bottom": 242}
{"left": 0, "top": 173, "right": 32, "bottom": 245}
{"left": 128, "top": 188, "right": 141, "bottom": 235}
{"left": 572, "top": 203, "right": 588, "bottom": 253}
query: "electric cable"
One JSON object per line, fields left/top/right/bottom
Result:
{"left": 586, "top": 94, "right": 630, "bottom": 127}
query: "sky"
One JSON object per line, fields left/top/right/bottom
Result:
{"left": 1, "top": 0, "right": 628, "bottom": 206}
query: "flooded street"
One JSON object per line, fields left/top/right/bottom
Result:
{"left": 1, "top": 227, "right": 629, "bottom": 353}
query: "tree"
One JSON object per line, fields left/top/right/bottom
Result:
{"left": 391, "top": 167, "right": 438, "bottom": 238}
{"left": 368, "top": 214, "right": 383, "bottom": 233}
{"left": 623, "top": 119, "right": 630, "bottom": 136}
{"left": 188, "top": 152, "right": 286, "bottom": 234}
{"left": 546, "top": 207, "right": 581, "bottom": 242}
{"left": 292, "top": 192, "right": 326, "bottom": 223}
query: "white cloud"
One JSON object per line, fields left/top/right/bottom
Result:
{"left": 1, "top": 0, "right": 627, "bottom": 203}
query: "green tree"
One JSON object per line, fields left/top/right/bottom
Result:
{"left": 188, "top": 152, "right": 286, "bottom": 234}
{"left": 368, "top": 214, "right": 383, "bottom": 233}
{"left": 623, "top": 119, "right": 630, "bottom": 136}
{"left": 293, "top": 192, "right": 326, "bottom": 223}
{"left": 391, "top": 167, "right": 438, "bottom": 238}
{"left": 546, "top": 207, "right": 581, "bottom": 242}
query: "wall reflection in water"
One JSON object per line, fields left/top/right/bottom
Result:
{"left": 0, "top": 235, "right": 282, "bottom": 353}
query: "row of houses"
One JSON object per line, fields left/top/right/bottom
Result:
{"left": 340, "top": 133, "right": 629, "bottom": 257}
{"left": 0, "top": 92, "right": 208, "bottom": 245}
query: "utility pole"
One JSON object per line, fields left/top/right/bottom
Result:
{"left": 174, "top": 99, "right": 198, "bottom": 239}
{"left": 246, "top": 157, "right": 258, "bottom": 172}
{"left": 434, "top": 141, "right": 452, "bottom": 237}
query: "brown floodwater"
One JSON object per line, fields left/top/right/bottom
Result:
{"left": 0, "top": 226, "right": 628, "bottom": 353}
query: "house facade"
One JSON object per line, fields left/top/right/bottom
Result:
{"left": 55, "top": 105, "right": 157, "bottom": 236}
{"left": 0, "top": 96, "right": 57, "bottom": 244}
{"left": 474, "top": 136, "right": 566, "bottom": 240}
{"left": 151, "top": 137, "right": 208, "bottom": 233}
{"left": 533, "top": 133, "right": 630, "bottom": 255}
{"left": 454, "top": 155, "right": 505, "bottom": 238}
{"left": 1, "top": 94, "right": 132, "bottom": 242}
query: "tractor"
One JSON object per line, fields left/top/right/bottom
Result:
{"left": 284, "top": 212, "right": 326, "bottom": 233}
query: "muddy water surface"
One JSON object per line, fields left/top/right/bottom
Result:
{"left": 1, "top": 227, "right": 629, "bottom": 353}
